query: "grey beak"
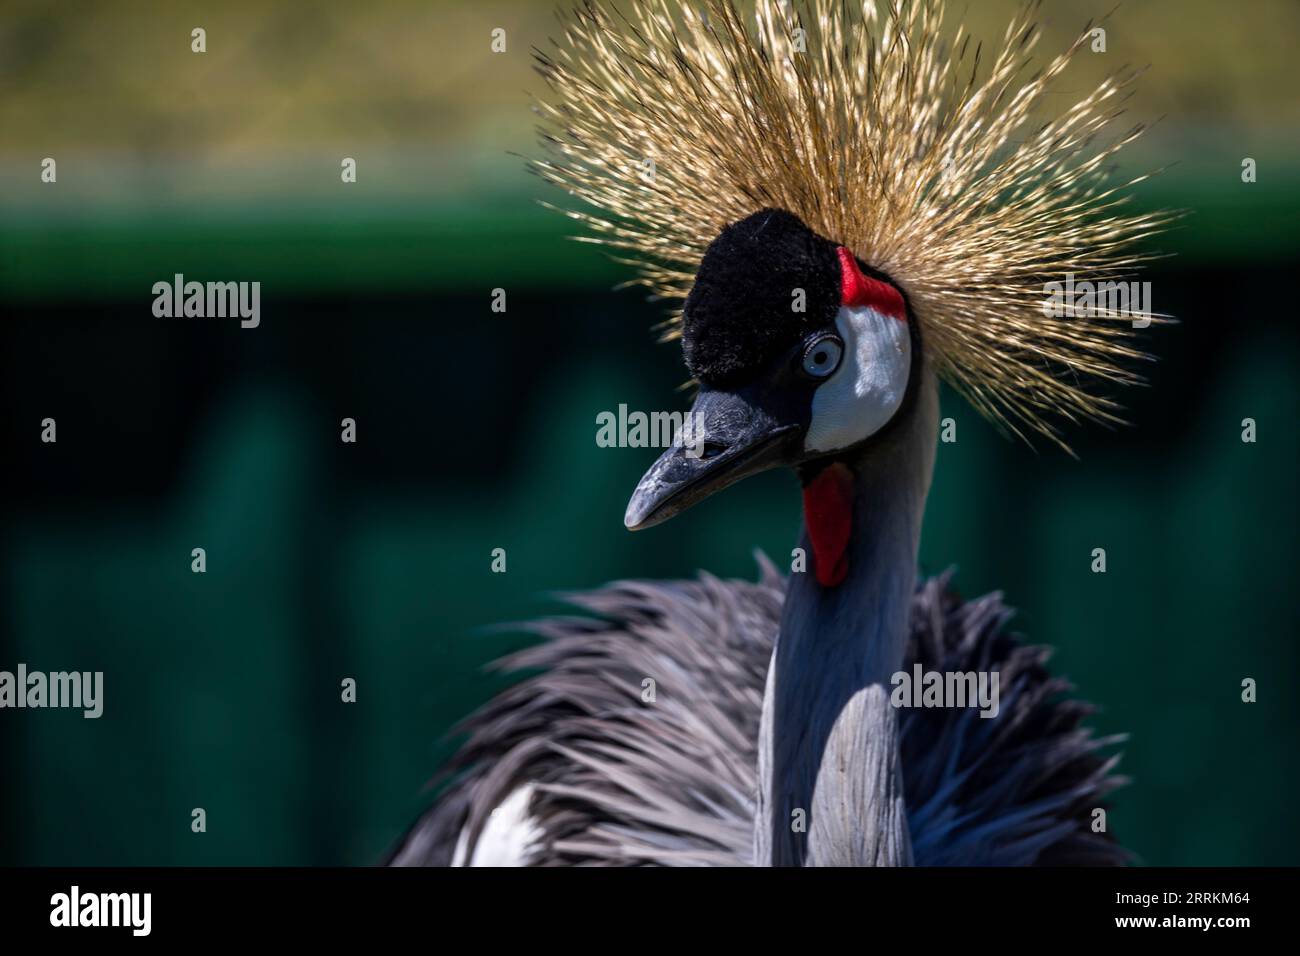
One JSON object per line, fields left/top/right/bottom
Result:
{"left": 624, "top": 386, "right": 801, "bottom": 531}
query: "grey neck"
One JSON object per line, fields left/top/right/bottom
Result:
{"left": 754, "top": 367, "right": 938, "bottom": 866}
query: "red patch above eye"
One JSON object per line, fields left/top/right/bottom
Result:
{"left": 836, "top": 246, "right": 906, "bottom": 322}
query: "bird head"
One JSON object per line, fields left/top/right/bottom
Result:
{"left": 539, "top": 0, "right": 1171, "bottom": 583}
{"left": 625, "top": 209, "right": 920, "bottom": 558}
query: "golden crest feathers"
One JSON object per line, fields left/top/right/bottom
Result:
{"left": 532, "top": 0, "right": 1172, "bottom": 449}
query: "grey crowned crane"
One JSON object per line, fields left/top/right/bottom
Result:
{"left": 388, "top": 0, "right": 1170, "bottom": 866}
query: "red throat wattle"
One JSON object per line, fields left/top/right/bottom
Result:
{"left": 802, "top": 462, "right": 855, "bottom": 587}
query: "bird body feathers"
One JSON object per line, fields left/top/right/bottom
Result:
{"left": 387, "top": 560, "right": 1126, "bottom": 867}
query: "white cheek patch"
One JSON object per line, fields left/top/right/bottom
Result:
{"left": 804, "top": 305, "right": 911, "bottom": 454}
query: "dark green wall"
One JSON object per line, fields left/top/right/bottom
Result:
{"left": 2, "top": 249, "right": 1296, "bottom": 865}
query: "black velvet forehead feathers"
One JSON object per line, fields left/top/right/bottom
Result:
{"left": 681, "top": 208, "right": 841, "bottom": 388}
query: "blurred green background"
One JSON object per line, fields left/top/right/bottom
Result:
{"left": 1, "top": 0, "right": 1297, "bottom": 865}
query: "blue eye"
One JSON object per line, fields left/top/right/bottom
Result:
{"left": 802, "top": 335, "right": 843, "bottom": 378}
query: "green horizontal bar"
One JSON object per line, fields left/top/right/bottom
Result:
{"left": 0, "top": 179, "right": 1295, "bottom": 302}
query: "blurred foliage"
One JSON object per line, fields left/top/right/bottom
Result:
{"left": 3, "top": 0, "right": 1299, "bottom": 164}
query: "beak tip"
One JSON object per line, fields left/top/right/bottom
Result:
{"left": 624, "top": 490, "right": 666, "bottom": 531}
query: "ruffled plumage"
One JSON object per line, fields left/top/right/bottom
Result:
{"left": 387, "top": 561, "right": 1127, "bottom": 866}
